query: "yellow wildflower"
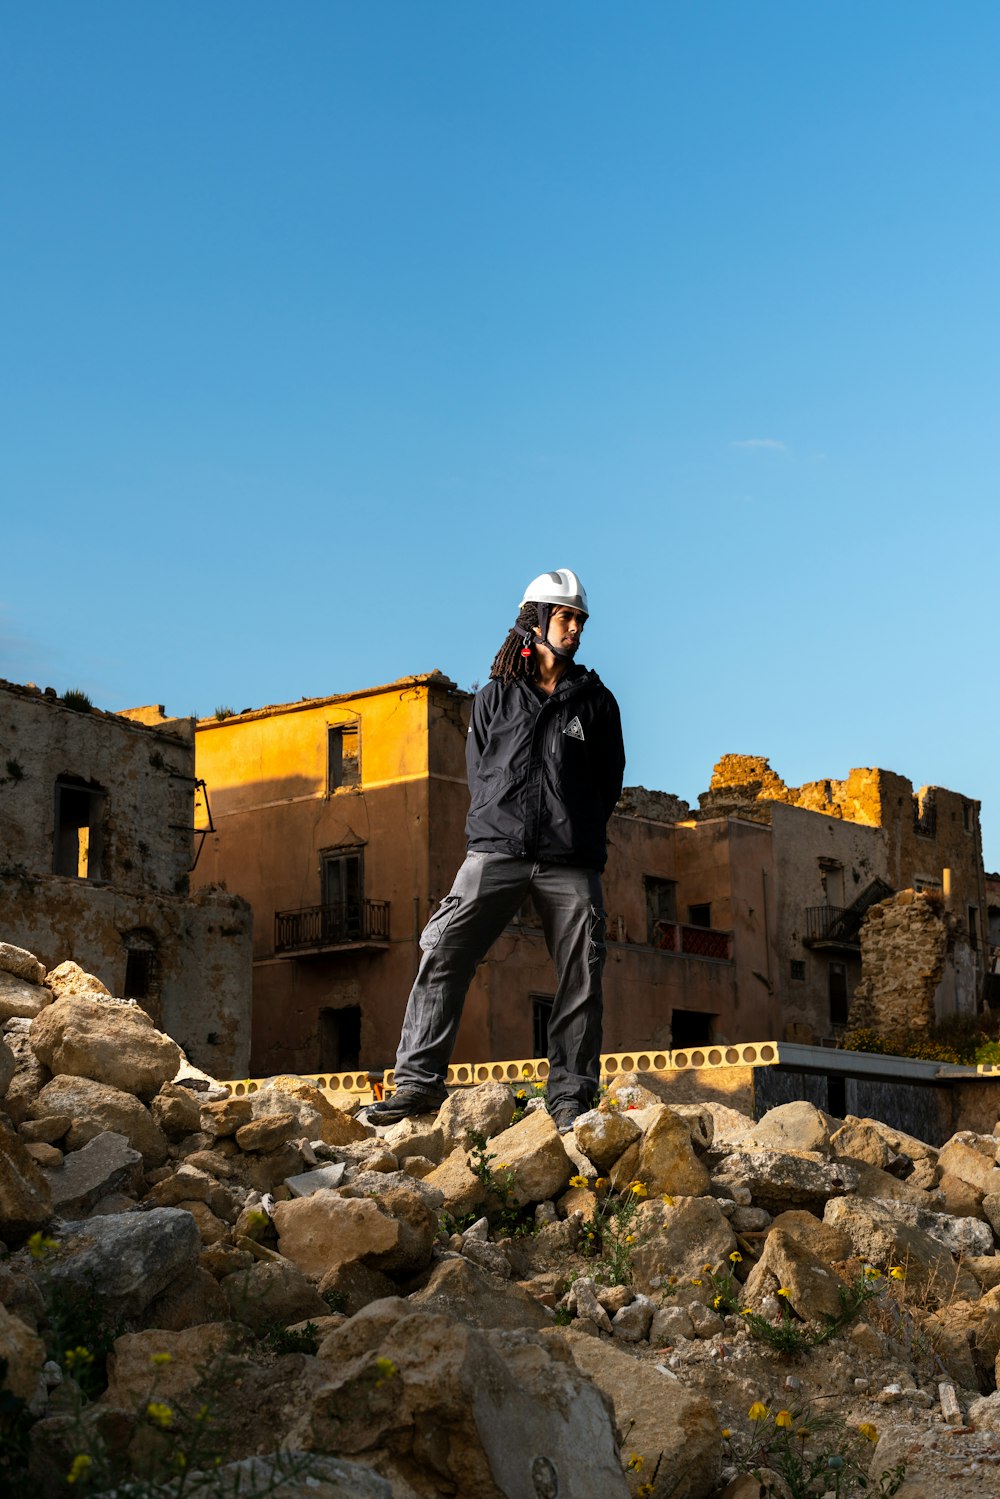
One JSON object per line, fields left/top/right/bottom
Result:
{"left": 690, "top": 1278, "right": 702, "bottom": 1286}
{"left": 146, "top": 1401, "right": 174, "bottom": 1430}
{"left": 729, "top": 1250, "right": 742, "bottom": 1263}
{"left": 748, "top": 1402, "right": 769, "bottom": 1422}
{"left": 702, "top": 1263, "right": 713, "bottom": 1274}
{"left": 712, "top": 1295, "right": 723, "bottom": 1309}
{"left": 628, "top": 1181, "right": 648, "bottom": 1197}
{"left": 373, "top": 1356, "right": 397, "bottom": 1387}
{"left": 662, "top": 1193, "right": 674, "bottom": 1207}
{"left": 637, "top": 1486, "right": 654, "bottom": 1498}
{"left": 666, "top": 1275, "right": 678, "bottom": 1286}
{"left": 625, "top": 1233, "right": 636, "bottom": 1245}
{"left": 569, "top": 1175, "right": 589, "bottom": 1189}
{"left": 774, "top": 1410, "right": 793, "bottom": 1429}
{"left": 66, "top": 1455, "right": 92, "bottom": 1485}
{"left": 607, "top": 1097, "right": 620, "bottom": 1110}
{"left": 796, "top": 1427, "right": 811, "bottom": 1439}
{"left": 863, "top": 1266, "right": 881, "bottom": 1279}
{"left": 27, "top": 1231, "right": 59, "bottom": 1260}
{"left": 721, "top": 1428, "right": 732, "bottom": 1440}
{"left": 64, "top": 1347, "right": 94, "bottom": 1370}
{"left": 889, "top": 1265, "right": 905, "bottom": 1281}
{"left": 626, "top": 1453, "right": 644, "bottom": 1472}
{"left": 522, "top": 1065, "right": 533, "bottom": 1078}
{"left": 776, "top": 1287, "right": 791, "bottom": 1298}
{"left": 149, "top": 1352, "right": 172, "bottom": 1367}
{"left": 859, "top": 1423, "right": 879, "bottom": 1443}
{"left": 594, "top": 1177, "right": 609, "bottom": 1190}
{"left": 740, "top": 1307, "right": 752, "bottom": 1315}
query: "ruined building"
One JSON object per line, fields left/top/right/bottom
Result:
{"left": 0, "top": 680, "right": 252, "bottom": 1076}
{"left": 192, "top": 676, "right": 745, "bottom": 1077}
{"left": 695, "top": 756, "right": 989, "bottom": 1044}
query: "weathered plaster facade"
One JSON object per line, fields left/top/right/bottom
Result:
{"left": 0, "top": 680, "right": 252, "bottom": 1075}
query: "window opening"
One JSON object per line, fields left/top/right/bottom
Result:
{"left": 790, "top": 959, "right": 806, "bottom": 981}
{"left": 671, "top": 1009, "right": 714, "bottom": 1046}
{"left": 969, "top": 906, "right": 979, "bottom": 944}
{"left": 644, "top": 876, "right": 677, "bottom": 944}
{"left": 827, "top": 1075, "right": 847, "bottom": 1117}
{"left": 687, "top": 903, "right": 712, "bottom": 929}
{"left": 532, "top": 995, "right": 554, "bottom": 1057}
{"left": 328, "top": 724, "right": 360, "bottom": 792}
{"left": 54, "top": 777, "right": 106, "bottom": 879}
{"left": 319, "top": 1005, "right": 361, "bottom": 1072}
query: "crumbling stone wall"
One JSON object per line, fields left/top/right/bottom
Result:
{"left": 848, "top": 890, "right": 975, "bottom": 1037}
{"left": 615, "top": 785, "right": 691, "bottom": 823}
{"left": 0, "top": 680, "right": 252, "bottom": 1077}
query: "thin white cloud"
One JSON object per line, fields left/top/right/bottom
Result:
{"left": 730, "top": 438, "right": 789, "bottom": 453}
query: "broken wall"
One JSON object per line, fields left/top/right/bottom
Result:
{"left": 848, "top": 889, "right": 976, "bottom": 1039}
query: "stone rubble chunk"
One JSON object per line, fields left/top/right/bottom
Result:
{"left": 630, "top": 1195, "right": 738, "bottom": 1293}
{"left": 45, "top": 1206, "right": 200, "bottom": 1318}
{"left": 43, "top": 1130, "right": 143, "bottom": 1218}
{"left": 649, "top": 1303, "right": 696, "bottom": 1345}
{"left": 43, "top": 961, "right": 110, "bottom": 1000}
{"left": 30, "top": 995, "right": 180, "bottom": 1100}
{"left": 635, "top": 1105, "right": 711, "bottom": 1196}
{"left": 713, "top": 1149, "right": 859, "bottom": 1214}
{"left": 0, "top": 943, "right": 46, "bottom": 986}
{"left": 0, "top": 972, "right": 53, "bottom": 1024}
{"left": 145, "top": 1164, "right": 239, "bottom": 1220}
{"left": 742, "top": 1227, "right": 847, "bottom": 1322}
{"left": 688, "top": 1301, "right": 725, "bottom": 1338}
{"left": 210, "top": 1454, "right": 393, "bottom": 1499}
{"left": 201, "top": 1095, "right": 254, "bottom": 1137}
{"left": 573, "top": 1107, "right": 642, "bottom": 1172}
{"left": 150, "top": 1082, "right": 202, "bottom": 1138}
{"left": 742, "top": 1100, "right": 834, "bottom": 1156}
{"left": 823, "top": 1196, "right": 980, "bottom": 1305}
{"left": 252, "top": 1078, "right": 370, "bottom": 1146}
{"left": 379, "top": 1115, "right": 445, "bottom": 1164}
{"left": 568, "top": 1276, "right": 613, "bottom": 1334}
{"left": 339, "top": 1169, "right": 443, "bottom": 1208}
{"left": 410, "top": 1255, "right": 552, "bottom": 1332}
{"left": 938, "top": 1136, "right": 1000, "bottom": 1197}
{"left": 0, "top": 1121, "right": 53, "bottom": 1238}
{"left": 462, "top": 1237, "right": 513, "bottom": 1279}
{"left": 482, "top": 1108, "right": 573, "bottom": 1207}
{"left": 437, "top": 1081, "right": 516, "bottom": 1152}
{"left": 611, "top": 1293, "right": 654, "bottom": 1341}
{"left": 31, "top": 1074, "right": 168, "bottom": 1164}
{"left": 272, "top": 1191, "right": 399, "bottom": 1280}
{"left": 221, "top": 1257, "right": 329, "bottom": 1332}
{"left": 0, "top": 1035, "right": 14, "bottom": 1097}
{"left": 18, "top": 1115, "right": 71, "bottom": 1144}
{"left": 285, "top": 1162, "right": 347, "bottom": 1197}
{"left": 0, "top": 1300, "right": 45, "bottom": 1400}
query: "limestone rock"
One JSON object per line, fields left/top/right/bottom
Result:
{"left": 252, "top": 1078, "right": 369, "bottom": 1146}
{"left": 44, "top": 960, "right": 110, "bottom": 1000}
{"left": 424, "top": 1146, "right": 487, "bottom": 1218}
{"left": 284, "top": 1162, "right": 346, "bottom": 1197}
{"left": 142, "top": 1264, "right": 230, "bottom": 1330}
{"left": 437, "top": 1081, "right": 515, "bottom": 1152}
{"left": 563, "top": 1328, "right": 721, "bottom": 1498}
{"left": 410, "top": 1255, "right": 552, "bottom": 1331}
{"left": 2, "top": 1023, "right": 50, "bottom": 1126}
{"left": 612, "top": 1294, "right": 654, "bottom": 1341}
{"left": 742, "top": 1228, "right": 847, "bottom": 1322}
{"left": 0, "top": 1300, "right": 45, "bottom": 1400}
{"left": 650, "top": 1303, "right": 696, "bottom": 1344}
{"left": 201, "top": 1095, "right": 254, "bottom": 1137}
{"left": 924, "top": 1289, "right": 1000, "bottom": 1392}
{"left": 236, "top": 1113, "right": 298, "bottom": 1152}
{"left": 668, "top": 1103, "right": 716, "bottom": 1151}
{"left": 46, "top": 1206, "right": 200, "bottom": 1318}
{"left": 144, "top": 1164, "right": 239, "bottom": 1221}
{"left": 573, "top": 1107, "right": 642, "bottom": 1172}
{"left": 221, "top": 1258, "right": 329, "bottom": 1332}
{"left": 0, "top": 1122, "right": 53, "bottom": 1238}
{"left": 19, "top": 1115, "right": 70, "bottom": 1144}
{"left": 43, "top": 1130, "right": 143, "bottom": 1218}
{"left": 938, "top": 1136, "right": 1000, "bottom": 1197}
{"left": 870, "top": 1197, "right": 994, "bottom": 1258}
{"left": 272, "top": 1191, "right": 399, "bottom": 1280}
{"left": 294, "top": 1310, "right": 628, "bottom": 1499}
{"left": 32, "top": 1074, "right": 168, "bottom": 1164}
{"left": 823, "top": 1196, "right": 980, "bottom": 1305}
{"left": 103, "top": 1322, "right": 246, "bottom": 1407}
{"left": 630, "top": 1195, "right": 738, "bottom": 1293}
{"left": 483, "top": 1108, "right": 573, "bottom": 1207}
{"left": 744, "top": 1101, "right": 834, "bottom": 1156}
{"left": 150, "top": 1082, "right": 202, "bottom": 1138}
{"left": 210, "top": 1454, "right": 392, "bottom": 1499}
{"left": 0, "top": 942, "right": 46, "bottom": 985}
{"left": 829, "top": 1118, "right": 891, "bottom": 1169}
{"left": 0, "top": 1035, "right": 13, "bottom": 1097}
{"left": 713, "top": 1149, "right": 859, "bottom": 1214}
{"left": 635, "top": 1105, "right": 711, "bottom": 1196}
{"left": 0, "top": 971, "right": 53, "bottom": 1024}
{"left": 29, "top": 997, "right": 180, "bottom": 1101}
{"left": 363, "top": 1186, "right": 438, "bottom": 1277}
{"left": 379, "top": 1115, "right": 445, "bottom": 1164}
{"left": 339, "top": 1169, "right": 443, "bottom": 1209}
{"left": 318, "top": 1260, "right": 399, "bottom": 1316}
{"left": 768, "top": 1209, "right": 854, "bottom": 1263}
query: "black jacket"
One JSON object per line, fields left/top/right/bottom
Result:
{"left": 465, "top": 665, "right": 625, "bottom": 871}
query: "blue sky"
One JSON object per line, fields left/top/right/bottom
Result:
{"left": 3, "top": 4, "right": 999, "bottom": 867}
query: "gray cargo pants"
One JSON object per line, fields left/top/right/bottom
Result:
{"left": 394, "top": 852, "right": 607, "bottom": 1111}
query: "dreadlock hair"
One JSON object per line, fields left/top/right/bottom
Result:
{"left": 489, "top": 602, "right": 540, "bottom": 685}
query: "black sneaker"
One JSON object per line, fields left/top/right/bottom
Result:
{"left": 365, "top": 1084, "right": 448, "bottom": 1125}
{"left": 550, "top": 1102, "right": 584, "bottom": 1134}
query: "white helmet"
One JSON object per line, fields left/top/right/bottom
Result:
{"left": 519, "top": 568, "right": 589, "bottom": 616}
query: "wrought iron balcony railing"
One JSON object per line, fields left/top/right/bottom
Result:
{"left": 275, "top": 899, "right": 390, "bottom": 953}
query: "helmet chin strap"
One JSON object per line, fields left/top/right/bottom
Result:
{"left": 514, "top": 604, "right": 580, "bottom": 663}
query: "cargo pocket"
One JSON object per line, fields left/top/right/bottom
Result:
{"left": 420, "top": 894, "right": 462, "bottom": 952}
{"left": 589, "top": 905, "right": 607, "bottom": 967}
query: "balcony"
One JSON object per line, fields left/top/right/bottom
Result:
{"left": 651, "top": 920, "right": 732, "bottom": 962}
{"left": 804, "top": 906, "right": 860, "bottom": 951}
{"left": 274, "top": 899, "right": 390, "bottom": 956}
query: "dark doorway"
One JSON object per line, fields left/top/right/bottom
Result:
{"left": 532, "top": 995, "right": 554, "bottom": 1057}
{"left": 54, "top": 777, "right": 106, "bottom": 879}
{"left": 319, "top": 1006, "right": 362, "bottom": 1072}
{"left": 828, "top": 962, "right": 849, "bottom": 1028}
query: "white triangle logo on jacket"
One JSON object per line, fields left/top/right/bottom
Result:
{"left": 563, "top": 715, "right": 585, "bottom": 741}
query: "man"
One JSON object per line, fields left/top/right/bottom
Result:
{"left": 368, "top": 569, "right": 625, "bottom": 1131}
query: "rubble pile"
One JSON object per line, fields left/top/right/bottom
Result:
{"left": 4, "top": 941, "right": 1000, "bottom": 1496}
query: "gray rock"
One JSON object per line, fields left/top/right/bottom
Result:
{"left": 649, "top": 1304, "right": 695, "bottom": 1345}
{"left": 872, "top": 1197, "right": 994, "bottom": 1258}
{"left": 0, "top": 1036, "right": 14, "bottom": 1098}
{"left": 43, "top": 1131, "right": 142, "bottom": 1218}
{"left": 462, "top": 1238, "right": 512, "bottom": 1279}
{"left": 409, "top": 1255, "right": 552, "bottom": 1332}
{"left": 284, "top": 1163, "right": 346, "bottom": 1197}
{"left": 340, "top": 1169, "right": 443, "bottom": 1208}
{"left": 437, "top": 1081, "right": 516, "bottom": 1152}
{"left": 46, "top": 1206, "right": 200, "bottom": 1318}
{"left": 612, "top": 1294, "right": 654, "bottom": 1341}
{"left": 210, "top": 1454, "right": 392, "bottom": 1498}
{"left": 713, "top": 1149, "right": 859, "bottom": 1214}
